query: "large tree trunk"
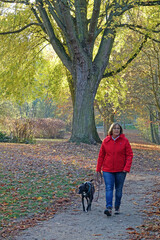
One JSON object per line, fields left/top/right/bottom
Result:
{"left": 70, "top": 65, "right": 102, "bottom": 144}
{"left": 71, "top": 98, "right": 101, "bottom": 144}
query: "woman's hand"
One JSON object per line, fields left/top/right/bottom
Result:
{"left": 96, "top": 171, "right": 103, "bottom": 184}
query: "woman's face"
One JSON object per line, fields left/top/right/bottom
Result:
{"left": 112, "top": 124, "right": 120, "bottom": 138}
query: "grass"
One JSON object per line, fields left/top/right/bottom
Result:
{"left": 0, "top": 161, "right": 93, "bottom": 231}
{"left": 35, "top": 138, "right": 68, "bottom": 143}
{"left": 0, "top": 139, "right": 98, "bottom": 237}
{"left": 125, "top": 124, "right": 136, "bottom": 130}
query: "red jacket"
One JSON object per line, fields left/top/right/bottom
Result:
{"left": 96, "top": 134, "right": 133, "bottom": 173}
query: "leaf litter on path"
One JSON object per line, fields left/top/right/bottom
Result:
{"left": 0, "top": 129, "right": 160, "bottom": 239}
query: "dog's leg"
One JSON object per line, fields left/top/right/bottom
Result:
{"left": 86, "top": 197, "right": 88, "bottom": 211}
{"left": 86, "top": 197, "right": 91, "bottom": 211}
{"left": 82, "top": 196, "right": 85, "bottom": 212}
{"left": 89, "top": 198, "right": 93, "bottom": 211}
{"left": 87, "top": 203, "right": 91, "bottom": 211}
{"left": 87, "top": 195, "right": 94, "bottom": 211}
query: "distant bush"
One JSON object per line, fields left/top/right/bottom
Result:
{"left": 0, "top": 118, "right": 66, "bottom": 142}
{"left": 0, "top": 118, "right": 34, "bottom": 144}
{"left": 0, "top": 131, "right": 10, "bottom": 142}
{"left": 31, "top": 118, "right": 66, "bottom": 139}
{"left": 10, "top": 119, "right": 34, "bottom": 143}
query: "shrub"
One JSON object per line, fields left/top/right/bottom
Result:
{"left": 5, "top": 118, "right": 34, "bottom": 144}
{"left": 31, "top": 118, "right": 66, "bottom": 139}
{"left": 0, "top": 131, "right": 10, "bottom": 142}
{"left": 0, "top": 118, "right": 66, "bottom": 142}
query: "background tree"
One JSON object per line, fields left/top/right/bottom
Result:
{"left": 124, "top": 40, "right": 160, "bottom": 143}
{"left": 0, "top": 0, "right": 160, "bottom": 143}
{"left": 0, "top": 12, "right": 45, "bottom": 103}
{"left": 95, "top": 75, "right": 127, "bottom": 136}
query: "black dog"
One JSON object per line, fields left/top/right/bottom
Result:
{"left": 78, "top": 180, "right": 95, "bottom": 212}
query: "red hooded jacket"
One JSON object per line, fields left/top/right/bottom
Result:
{"left": 96, "top": 134, "right": 133, "bottom": 173}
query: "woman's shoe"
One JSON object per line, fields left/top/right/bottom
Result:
{"left": 115, "top": 207, "right": 120, "bottom": 214}
{"left": 104, "top": 207, "right": 112, "bottom": 216}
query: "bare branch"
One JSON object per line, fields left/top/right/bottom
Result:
{"left": 56, "top": 0, "right": 84, "bottom": 60}
{"left": 116, "top": 23, "right": 160, "bottom": 33}
{"left": 103, "top": 35, "right": 148, "bottom": 78}
{"left": 30, "top": 5, "right": 47, "bottom": 33}
{"left": 0, "top": 0, "right": 28, "bottom": 4}
{"left": 0, "top": 23, "right": 42, "bottom": 35}
{"left": 125, "top": 26, "right": 160, "bottom": 43}
{"left": 35, "top": 0, "right": 72, "bottom": 71}
{"left": 136, "top": 0, "right": 160, "bottom": 7}
{"left": 45, "top": 0, "right": 66, "bottom": 32}
{"left": 111, "top": 0, "right": 160, "bottom": 18}
{"left": 88, "top": 0, "right": 101, "bottom": 44}
{"left": 75, "top": 0, "right": 88, "bottom": 42}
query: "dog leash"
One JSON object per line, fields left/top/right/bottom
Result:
{"left": 94, "top": 172, "right": 103, "bottom": 202}
{"left": 94, "top": 182, "right": 100, "bottom": 202}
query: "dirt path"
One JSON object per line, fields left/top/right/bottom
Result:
{"left": 14, "top": 173, "right": 159, "bottom": 240}
{"left": 12, "top": 131, "right": 160, "bottom": 240}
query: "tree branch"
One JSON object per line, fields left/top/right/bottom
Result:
{"left": 0, "top": 23, "right": 42, "bottom": 35}
{"left": 116, "top": 23, "right": 160, "bottom": 33}
{"left": 45, "top": 0, "right": 77, "bottom": 61}
{"left": 109, "top": 0, "right": 160, "bottom": 18}
{"left": 56, "top": 0, "right": 84, "bottom": 61}
{"left": 115, "top": 23, "right": 160, "bottom": 43}
{"left": 125, "top": 25, "right": 160, "bottom": 43}
{"left": 136, "top": 0, "right": 160, "bottom": 7}
{"left": 45, "top": 0, "right": 66, "bottom": 32}
{"left": 93, "top": 14, "right": 116, "bottom": 80}
{"left": 35, "top": 0, "right": 72, "bottom": 71}
{"left": 75, "top": 0, "right": 88, "bottom": 43}
{"left": 48, "top": 1, "right": 76, "bottom": 59}
{"left": 103, "top": 35, "right": 148, "bottom": 78}
{"left": 0, "top": 0, "right": 28, "bottom": 4}
{"left": 88, "top": 0, "right": 101, "bottom": 44}
{"left": 30, "top": 5, "right": 47, "bottom": 33}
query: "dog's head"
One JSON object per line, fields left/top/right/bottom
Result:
{"left": 78, "top": 180, "right": 94, "bottom": 195}
{"left": 78, "top": 182, "right": 88, "bottom": 194}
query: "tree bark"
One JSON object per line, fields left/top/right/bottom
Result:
{"left": 70, "top": 64, "right": 101, "bottom": 144}
{"left": 158, "top": 111, "right": 160, "bottom": 143}
{"left": 71, "top": 99, "right": 101, "bottom": 144}
{"left": 103, "top": 119, "right": 108, "bottom": 138}
{"left": 103, "top": 113, "right": 114, "bottom": 138}
{"left": 149, "top": 110, "right": 156, "bottom": 143}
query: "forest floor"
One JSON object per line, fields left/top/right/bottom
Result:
{"left": 0, "top": 130, "right": 160, "bottom": 240}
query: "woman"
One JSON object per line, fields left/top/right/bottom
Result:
{"left": 96, "top": 122, "right": 133, "bottom": 216}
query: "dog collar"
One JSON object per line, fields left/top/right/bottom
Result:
{"left": 86, "top": 182, "right": 91, "bottom": 194}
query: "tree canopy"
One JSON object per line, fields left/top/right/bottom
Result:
{"left": 0, "top": 0, "right": 160, "bottom": 143}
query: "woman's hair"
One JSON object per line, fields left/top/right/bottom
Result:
{"left": 108, "top": 122, "right": 123, "bottom": 136}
